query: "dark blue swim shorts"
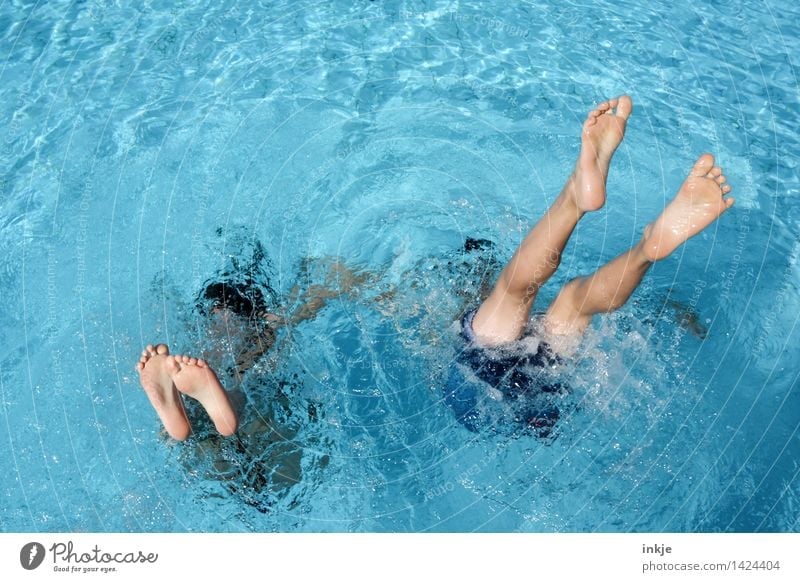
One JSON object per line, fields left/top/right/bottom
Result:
{"left": 443, "top": 309, "right": 566, "bottom": 436}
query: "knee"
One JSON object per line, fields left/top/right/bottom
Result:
{"left": 556, "top": 277, "right": 587, "bottom": 313}
{"left": 550, "top": 277, "right": 584, "bottom": 314}
{"left": 561, "top": 276, "right": 586, "bottom": 299}
{"left": 563, "top": 276, "right": 622, "bottom": 313}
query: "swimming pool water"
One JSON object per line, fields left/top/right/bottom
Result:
{"left": 1, "top": 0, "right": 799, "bottom": 532}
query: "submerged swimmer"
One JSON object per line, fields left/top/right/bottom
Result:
{"left": 447, "top": 95, "right": 734, "bottom": 434}
{"left": 136, "top": 257, "right": 370, "bottom": 440}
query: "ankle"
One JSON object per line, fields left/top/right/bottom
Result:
{"left": 557, "top": 175, "right": 585, "bottom": 218}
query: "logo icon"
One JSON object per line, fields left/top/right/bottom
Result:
{"left": 20, "top": 542, "right": 46, "bottom": 570}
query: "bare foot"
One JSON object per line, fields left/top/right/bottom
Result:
{"left": 642, "top": 154, "right": 734, "bottom": 261}
{"left": 571, "top": 95, "right": 633, "bottom": 212}
{"left": 136, "top": 344, "right": 191, "bottom": 440}
{"left": 136, "top": 344, "right": 238, "bottom": 440}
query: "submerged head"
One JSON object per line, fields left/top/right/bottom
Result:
{"left": 199, "top": 279, "right": 280, "bottom": 342}
{"left": 200, "top": 278, "right": 279, "bottom": 316}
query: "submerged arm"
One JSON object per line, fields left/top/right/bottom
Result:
{"left": 286, "top": 257, "right": 376, "bottom": 326}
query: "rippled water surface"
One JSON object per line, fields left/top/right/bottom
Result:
{"left": 1, "top": 0, "right": 798, "bottom": 532}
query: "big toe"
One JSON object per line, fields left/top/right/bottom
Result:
{"left": 616, "top": 95, "right": 633, "bottom": 120}
{"left": 691, "top": 153, "right": 715, "bottom": 176}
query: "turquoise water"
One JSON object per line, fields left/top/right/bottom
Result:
{"left": 1, "top": 0, "right": 798, "bottom": 532}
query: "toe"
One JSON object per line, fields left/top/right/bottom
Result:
{"left": 165, "top": 355, "right": 180, "bottom": 371}
{"left": 615, "top": 95, "right": 633, "bottom": 120}
{"left": 188, "top": 357, "right": 197, "bottom": 365}
{"left": 155, "top": 344, "right": 170, "bottom": 355}
{"left": 725, "top": 197, "right": 735, "bottom": 208}
{"left": 196, "top": 359, "right": 207, "bottom": 368}
{"left": 716, "top": 175, "right": 727, "bottom": 185}
{"left": 691, "top": 154, "right": 715, "bottom": 176}
{"left": 722, "top": 184, "right": 732, "bottom": 193}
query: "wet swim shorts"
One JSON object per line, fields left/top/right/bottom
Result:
{"left": 443, "top": 309, "right": 565, "bottom": 436}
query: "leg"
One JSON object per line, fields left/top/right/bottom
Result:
{"left": 543, "top": 244, "right": 652, "bottom": 336}
{"left": 472, "top": 95, "right": 633, "bottom": 345}
{"left": 544, "top": 153, "right": 734, "bottom": 337}
{"left": 137, "top": 344, "right": 238, "bottom": 440}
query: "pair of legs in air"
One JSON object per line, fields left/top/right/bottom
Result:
{"left": 472, "top": 95, "right": 733, "bottom": 349}
{"left": 137, "top": 94, "right": 734, "bottom": 440}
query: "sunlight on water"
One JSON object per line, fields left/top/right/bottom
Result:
{"left": 0, "top": 0, "right": 798, "bottom": 532}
